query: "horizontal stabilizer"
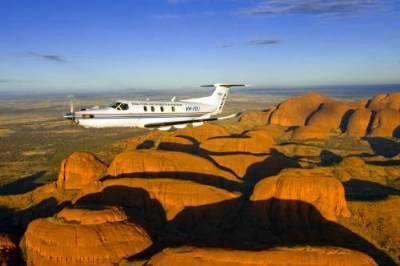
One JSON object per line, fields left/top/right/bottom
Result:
{"left": 201, "top": 84, "right": 248, "bottom": 88}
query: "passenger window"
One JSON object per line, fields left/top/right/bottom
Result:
{"left": 151, "top": 106, "right": 155, "bottom": 112}
{"left": 160, "top": 106, "right": 164, "bottom": 112}
{"left": 144, "top": 106, "right": 147, "bottom": 112}
{"left": 172, "top": 106, "right": 175, "bottom": 112}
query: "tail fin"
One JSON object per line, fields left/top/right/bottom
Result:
{"left": 200, "top": 84, "right": 247, "bottom": 114}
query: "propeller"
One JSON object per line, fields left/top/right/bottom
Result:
{"left": 69, "top": 95, "right": 74, "bottom": 113}
{"left": 64, "top": 95, "right": 76, "bottom": 123}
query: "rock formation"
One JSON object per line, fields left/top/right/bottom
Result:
{"left": 0, "top": 234, "right": 18, "bottom": 266}
{"left": 128, "top": 124, "right": 230, "bottom": 150}
{"left": 22, "top": 206, "right": 152, "bottom": 265}
{"left": 270, "top": 93, "right": 332, "bottom": 127}
{"left": 292, "top": 126, "right": 330, "bottom": 140}
{"left": 200, "top": 130, "right": 274, "bottom": 154}
{"left": 306, "top": 100, "right": 366, "bottom": 131}
{"left": 251, "top": 173, "right": 350, "bottom": 222}
{"left": 239, "top": 110, "right": 273, "bottom": 126}
{"left": 147, "top": 246, "right": 377, "bottom": 266}
{"left": 106, "top": 150, "right": 240, "bottom": 183}
{"left": 75, "top": 178, "right": 242, "bottom": 221}
{"left": 170, "top": 123, "right": 229, "bottom": 143}
{"left": 368, "top": 93, "right": 400, "bottom": 111}
{"left": 4, "top": 91, "right": 400, "bottom": 265}
{"left": 369, "top": 108, "right": 400, "bottom": 137}
{"left": 346, "top": 108, "right": 372, "bottom": 137}
{"left": 57, "top": 152, "right": 107, "bottom": 190}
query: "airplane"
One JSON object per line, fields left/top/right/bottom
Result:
{"left": 64, "top": 83, "right": 247, "bottom": 130}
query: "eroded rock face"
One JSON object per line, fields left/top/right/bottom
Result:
{"left": 107, "top": 150, "right": 239, "bottom": 183}
{"left": 252, "top": 124, "right": 286, "bottom": 140}
{"left": 251, "top": 173, "right": 350, "bottom": 222}
{"left": 239, "top": 110, "right": 273, "bottom": 126}
{"left": 291, "top": 126, "right": 330, "bottom": 140}
{"left": 270, "top": 93, "right": 332, "bottom": 127}
{"left": 75, "top": 178, "right": 242, "bottom": 221}
{"left": 0, "top": 234, "right": 18, "bottom": 266}
{"left": 57, "top": 206, "right": 128, "bottom": 225}
{"left": 369, "top": 108, "right": 400, "bottom": 137}
{"left": 146, "top": 246, "right": 377, "bottom": 266}
{"left": 210, "top": 154, "right": 299, "bottom": 182}
{"left": 346, "top": 108, "right": 372, "bottom": 137}
{"left": 129, "top": 124, "right": 230, "bottom": 151}
{"left": 306, "top": 100, "right": 366, "bottom": 131}
{"left": 368, "top": 93, "right": 400, "bottom": 112}
{"left": 23, "top": 207, "right": 152, "bottom": 266}
{"left": 171, "top": 124, "right": 230, "bottom": 143}
{"left": 200, "top": 130, "right": 274, "bottom": 155}
{"left": 57, "top": 152, "right": 107, "bottom": 190}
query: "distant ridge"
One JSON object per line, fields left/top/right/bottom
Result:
{"left": 234, "top": 83, "right": 400, "bottom": 100}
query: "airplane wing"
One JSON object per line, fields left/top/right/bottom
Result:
{"left": 144, "top": 113, "right": 241, "bottom": 128}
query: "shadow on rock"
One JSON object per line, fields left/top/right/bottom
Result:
{"left": 130, "top": 196, "right": 395, "bottom": 265}
{"left": 364, "top": 137, "right": 400, "bottom": 158}
{"left": 75, "top": 186, "right": 167, "bottom": 239}
{"left": 320, "top": 150, "right": 342, "bottom": 166}
{"left": 0, "top": 197, "right": 70, "bottom": 236}
{"left": 101, "top": 171, "right": 244, "bottom": 193}
{"left": 0, "top": 171, "right": 46, "bottom": 196}
{"left": 343, "top": 179, "right": 400, "bottom": 201}
{"left": 243, "top": 149, "right": 300, "bottom": 184}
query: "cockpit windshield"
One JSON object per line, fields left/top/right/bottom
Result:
{"left": 110, "top": 102, "right": 121, "bottom": 109}
{"left": 110, "top": 102, "right": 129, "bottom": 111}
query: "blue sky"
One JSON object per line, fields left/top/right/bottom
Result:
{"left": 0, "top": 0, "right": 399, "bottom": 92}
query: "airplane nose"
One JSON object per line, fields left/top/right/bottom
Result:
{"left": 64, "top": 112, "right": 75, "bottom": 121}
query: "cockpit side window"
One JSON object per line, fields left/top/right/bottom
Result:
{"left": 110, "top": 102, "right": 129, "bottom": 111}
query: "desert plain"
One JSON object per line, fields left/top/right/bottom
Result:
{"left": 0, "top": 90, "right": 399, "bottom": 265}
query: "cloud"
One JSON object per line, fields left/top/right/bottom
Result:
{"left": 244, "top": 0, "right": 383, "bottom": 17}
{"left": 220, "top": 39, "right": 282, "bottom": 48}
{"left": 0, "top": 79, "right": 38, "bottom": 83}
{"left": 246, "top": 39, "right": 282, "bottom": 46}
{"left": 30, "top": 52, "right": 66, "bottom": 63}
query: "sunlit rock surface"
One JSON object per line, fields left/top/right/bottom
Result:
{"left": 147, "top": 246, "right": 377, "bottom": 266}
{"left": 345, "top": 108, "right": 372, "bottom": 137}
{"left": 107, "top": 150, "right": 240, "bottom": 183}
{"left": 368, "top": 93, "right": 400, "bottom": 111}
{"left": 292, "top": 125, "right": 330, "bottom": 140}
{"left": 270, "top": 93, "right": 332, "bottom": 127}
{"left": 22, "top": 207, "right": 152, "bottom": 266}
{"left": 75, "top": 178, "right": 242, "bottom": 221}
{"left": 251, "top": 173, "right": 350, "bottom": 222}
{"left": 369, "top": 108, "right": 400, "bottom": 137}
{"left": 57, "top": 152, "right": 107, "bottom": 190}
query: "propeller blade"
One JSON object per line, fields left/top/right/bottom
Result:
{"left": 70, "top": 101, "right": 74, "bottom": 113}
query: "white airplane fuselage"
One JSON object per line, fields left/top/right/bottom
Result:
{"left": 74, "top": 100, "right": 215, "bottom": 128}
{"left": 64, "top": 84, "right": 239, "bottom": 129}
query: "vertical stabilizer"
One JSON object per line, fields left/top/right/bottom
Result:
{"left": 201, "top": 84, "right": 246, "bottom": 114}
